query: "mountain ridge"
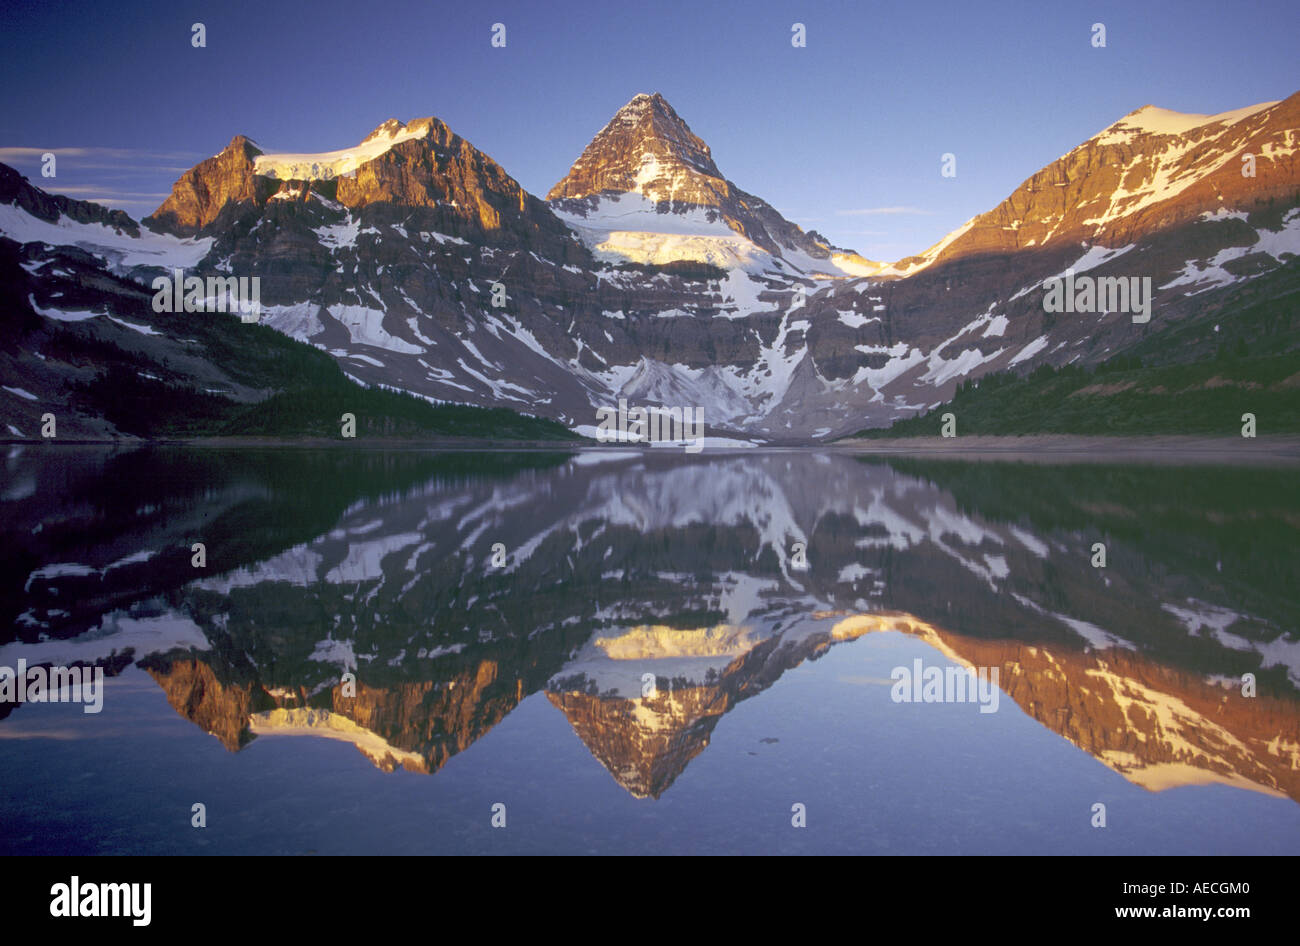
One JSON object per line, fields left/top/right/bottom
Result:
{"left": 2, "top": 90, "right": 1298, "bottom": 442}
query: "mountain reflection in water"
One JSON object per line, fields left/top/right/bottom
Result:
{"left": 1, "top": 446, "right": 1298, "bottom": 853}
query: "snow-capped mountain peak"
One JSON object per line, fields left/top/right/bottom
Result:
{"left": 548, "top": 93, "right": 879, "bottom": 279}
{"left": 890, "top": 92, "right": 1298, "bottom": 274}
{"left": 2, "top": 91, "right": 1298, "bottom": 444}
{"left": 1102, "top": 100, "right": 1279, "bottom": 139}
{"left": 548, "top": 92, "right": 722, "bottom": 204}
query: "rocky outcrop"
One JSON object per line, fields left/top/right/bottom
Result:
{"left": 145, "top": 118, "right": 583, "bottom": 260}
{"left": 333, "top": 119, "right": 580, "bottom": 256}
{"left": 549, "top": 93, "right": 725, "bottom": 201}
{"left": 546, "top": 684, "right": 729, "bottom": 798}
{"left": 144, "top": 659, "right": 262, "bottom": 751}
{"left": 0, "top": 162, "right": 139, "bottom": 235}
{"left": 143, "top": 657, "right": 536, "bottom": 774}
{"left": 145, "top": 135, "right": 272, "bottom": 235}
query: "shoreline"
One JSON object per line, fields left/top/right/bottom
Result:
{"left": 4, "top": 433, "right": 1299, "bottom": 463}
{"left": 834, "top": 434, "right": 1300, "bottom": 464}
{"left": 0, "top": 436, "right": 585, "bottom": 450}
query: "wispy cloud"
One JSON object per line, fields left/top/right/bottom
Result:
{"left": 0, "top": 729, "right": 88, "bottom": 740}
{"left": 0, "top": 146, "right": 200, "bottom": 163}
{"left": 0, "top": 147, "right": 200, "bottom": 179}
{"left": 836, "top": 675, "right": 896, "bottom": 687}
{"left": 835, "top": 206, "right": 936, "bottom": 216}
{"left": 0, "top": 147, "right": 194, "bottom": 214}
{"left": 50, "top": 187, "right": 169, "bottom": 199}
{"left": 69, "top": 199, "right": 166, "bottom": 213}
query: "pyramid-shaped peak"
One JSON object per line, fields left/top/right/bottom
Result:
{"left": 225, "top": 134, "right": 263, "bottom": 157}
{"left": 612, "top": 93, "right": 692, "bottom": 130}
{"left": 621, "top": 92, "right": 670, "bottom": 110}
{"left": 548, "top": 93, "right": 722, "bottom": 201}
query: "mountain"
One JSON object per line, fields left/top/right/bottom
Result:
{"left": 812, "top": 92, "right": 1300, "bottom": 433}
{"left": 0, "top": 162, "right": 575, "bottom": 441}
{"left": 145, "top": 134, "right": 271, "bottom": 235}
{"left": 890, "top": 96, "right": 1300, "bottom": 274}
{"left": 547, "top": 92, "right": 880, "bottom": 277}
{"left": 848, "top": 95, "right": 1300, "bottom": 437}
{"left": 147, "top": 117, "right": 580, "bottom": 254}
{"left": 2, "top": 91, "right": 1298, "bottom": 442}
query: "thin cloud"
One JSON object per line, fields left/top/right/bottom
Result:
{"left": 70, "top": 200, "right": 163, "bottom": 213}
{"left": 50, "top": 187, "right": 169, "bottom": 199}
{"left": 836, "top": 206, "right": 936, "bottom": 216}
{"left": 0, "top": 146, "right": 200, "bottom": 162}
{"left": 837, "top": 675, "right": 897, "bottom": 687}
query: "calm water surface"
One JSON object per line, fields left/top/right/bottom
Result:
{"left": 1, "top": 446, "right": 1297, "bottom": 854}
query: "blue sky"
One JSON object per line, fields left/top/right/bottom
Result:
{"left": 1, "top": 0, "right": 1296, "bottom": 259}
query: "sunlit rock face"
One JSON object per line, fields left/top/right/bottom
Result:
{"left": 548, "top": 94, "right": 726, "bottom": 206}
{"left": 147, "top": 119, "right": 575, "bottom": 253}
{"left": 145, "top": 135, "right": 273, "bottom": 235}
{"left": 982, "top": 642, "right": 1300, "bottom": 799}
{"left": 889, "top": 96, "right": 1300, "bottom": 273}
{"left": 546, "top": 92, "right": 873, "bottom": 274}
{"left": 545, "top": 614, "right": 888, "bottom": 798}
{"left": 146, "top": 658, "right": 261, "bottom": 751}
{"left": 546, "top": 685, "right": 727, "bottom": 800}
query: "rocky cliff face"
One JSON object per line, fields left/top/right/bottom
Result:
{"left": 144, "top": 657, "right": 537, "bottom": 775}
{"left": 147, "top": 118, "right": 581, "bottom": 257}
{"left": 548, "top": 94, "right": 724, "bottom": 203}
{"left": 546, "top": 685, "right": 726, "bottom": 799}
{"left": 145, "top": 659, "right": 262, "bottom": 751}
{"left": 146, "top": 135, "right": 272, "bottom": 235}
{"left": 545, "top": 619, "right": 870, "bottom": 798}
